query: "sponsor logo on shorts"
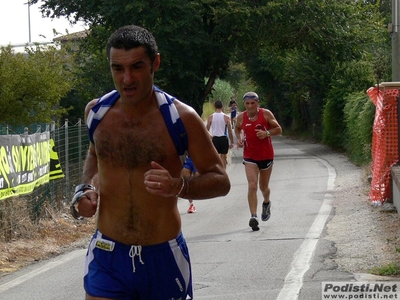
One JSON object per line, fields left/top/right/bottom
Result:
{"left": 175, "top": 278, "right": 184, "bottom": 292}
{"left": 95, "top": 238, "right": 115, "bottom": 251}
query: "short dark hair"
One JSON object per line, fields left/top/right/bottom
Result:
{"left": 214, "top": 100, "right": 223, "bottom": 109}
{"left": 106, "top": 25, "right": 158, "bottom": 63}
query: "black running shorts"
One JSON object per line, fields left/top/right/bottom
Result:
{"left": 212, "top": 136, "right": 229, "bottom": 154}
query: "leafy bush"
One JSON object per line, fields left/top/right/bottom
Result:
{"left": 323, "top": 88, "right": 347, "bottom": 149}
{"left": 202, "top": 102, "right": 214, "bottom": 120}
{"left": 344, "top": 92, "right": 375, "bottom": 165}
{"left": 323, "top": 59, "right": 377, "bottom": 150}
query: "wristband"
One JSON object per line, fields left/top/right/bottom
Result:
{"left": 176, "top": 177, "right": 185, "bottom": 197}
{"left": 178, "top": 178, "right": 190, "bottom": 198}
{"left": 266, "top": 130, "right": 271, "bottom": 137}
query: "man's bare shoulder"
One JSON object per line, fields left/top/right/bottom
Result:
{"left": 262, "top": 108, "right": 276, "bottom": 119}
{"left": 174, "top": 100, "right": 210, "bottom": 137}
{"left": 86, "top": 98, "right": 99, "bottom": 112}
{"left": 84, "top": 98, "right": 100, "bottom": 120}
{"left": 173, "top": 99, "right": 193, "bottom": 111}
{"left": 173, "top": 100, "right": 201, "bottom": 121}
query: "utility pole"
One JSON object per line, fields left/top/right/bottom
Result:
{"left": 392, "top": 0, "right": 400, "bottom": 80}
{"left": 24, "top": 2, "right": 31, "bottom": 43}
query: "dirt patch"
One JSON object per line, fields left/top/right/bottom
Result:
{"left": 0, "top": 211, "right": 95, "bottom": 276}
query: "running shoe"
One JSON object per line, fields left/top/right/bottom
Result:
{"left": 249, "top": 217, "right": 259, "bottom": 231}
{"left": 187, "top": 203, "right": 196, "bottom": 213}
{"left": 261, "top": 201, "right": 271, "bottom": 221}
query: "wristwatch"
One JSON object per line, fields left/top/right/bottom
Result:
{"left": 74, "top": 184, "right": 96, "bottom": 194}
{"left": 266, "top": 130, "right": 271, "bottom": 136}
{"left": 70, "top": 184, "right": 97, "bottom": 219}
{"left": 70, "top": 191, "right": 87, "bottom": 219}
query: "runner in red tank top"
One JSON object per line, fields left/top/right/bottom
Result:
{"left": 234, "top": 92, "right": 282, "bottom": 231}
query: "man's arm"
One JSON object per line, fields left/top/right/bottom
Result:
{"left": 144, "top": 101, "right": 230, "bottom": 200}
{"left": 81, "top": 143, "right": 98, "bottom": 185}
{"left": 80, "top": 99, "right": 101, "bottom": 187}
{"left": 71, "top": 99, "right": 100, "bottom": 218}
{"left": 235, "top": 113, "right": 244, "bottom": 148}
{"left": 224, "top": 115, "right": 234, "bottom": 148}
{"left": 206, "top": 114, "right": 212, "bottom": 132}
{"left": 264, "top": 109, "right": 282, "bottom": 136}
{"left": 177, "top": 103, "right": 230, "bottom": 199}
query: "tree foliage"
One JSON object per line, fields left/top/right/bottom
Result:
{"left": 28, "top": 0, "right": 392, "bottom": 159}
{"left": 31, "top": 0, "right": 271, "bottom": 115}
{"left": 208, "top": 78, "right": 234, "bottom": 108}
{"left": 243, "top": 0, "right": 390, "bottom": 141}
{"left": 59, "top": 46, "right": 114, "bottom": 124}
{"left": 0, "top": 45, "right": 74, "bottom": 126}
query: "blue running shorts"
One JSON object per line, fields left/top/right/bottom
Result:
{"left": 84, "top": 230, "right": 193, "bottom": 299}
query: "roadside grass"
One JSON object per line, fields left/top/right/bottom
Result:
{"left": 370, "top": 262, "right": 400, "bottom": 276}
{"left": 369, "top": 249, "right": 400, "bottom": 276}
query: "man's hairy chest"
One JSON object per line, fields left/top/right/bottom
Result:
{"left": 94, "top": 116, "right": 171, "bottom": 169}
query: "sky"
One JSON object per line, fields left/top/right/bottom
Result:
{"left": 0, "top": 0, "right": 86, "bottom": 47}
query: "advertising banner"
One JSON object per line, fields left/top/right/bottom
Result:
{"left": 0, "top": 133, "right": 64, "bottom": 201}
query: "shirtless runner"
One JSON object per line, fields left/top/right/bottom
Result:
{"left": 71, "top": 25, "right": 230, "bottom": 300}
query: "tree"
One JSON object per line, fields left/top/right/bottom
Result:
{"left": 0, "top": 45, "right": 74, "bottom": 126}
{"left": 31, "top": 0, "right": 271, "bottom": 115}
{"left": 60, "top": 47, "right": 114, "bottom": 124}
{"left": 208, "top": 78, "right": 234, "bottom": 108}
{"left": 243, "top": 0, "right": 389, "bottom": 140}
{"left": 31, "top": 0, "right": 391, "bottom": 147}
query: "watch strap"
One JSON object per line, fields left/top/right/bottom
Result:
{"left": 70, "top": 190, "right": 86, "bottom": 219}
{"left": 74, "top": 184, "right": 96, "bottom": 194}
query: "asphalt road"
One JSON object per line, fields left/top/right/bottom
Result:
{"left": 0, "top": 136, "right": 355, "bottom": 299}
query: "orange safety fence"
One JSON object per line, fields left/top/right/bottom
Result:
{"left": 367, "top": 87, "right": 399, "bottom": 205}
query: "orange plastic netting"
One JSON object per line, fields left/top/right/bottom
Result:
{"left": 367, "top": 87, "right": 399, "bottom": 205}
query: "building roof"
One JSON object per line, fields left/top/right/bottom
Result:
{"left": 53, "top": 30, "right": 88, "bottom": 42}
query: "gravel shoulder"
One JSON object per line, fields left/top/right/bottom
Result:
{"left": 282, "top": 137, "right": 400, "bottom": 276}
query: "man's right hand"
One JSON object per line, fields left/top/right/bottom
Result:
{"left": 77, "top": 190, "right": 98, "bottom": 217}
{"left": 237, "top": 138, "right": 244, "bottom": 148}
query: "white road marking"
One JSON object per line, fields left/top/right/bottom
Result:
{"left": 0, "top": 249, "right": 86, "bottom": 293}
{"left": 276, "top": 158, "right": 336, "bottom": 300}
